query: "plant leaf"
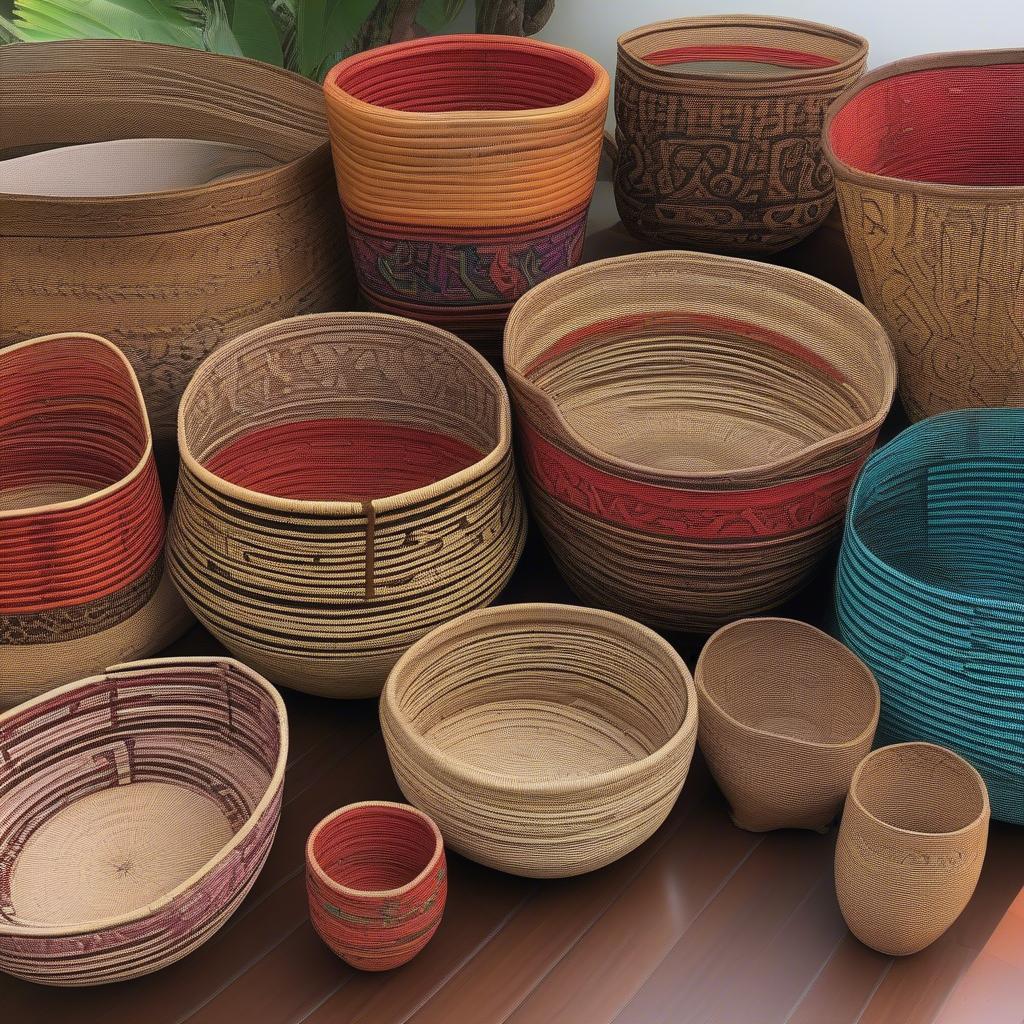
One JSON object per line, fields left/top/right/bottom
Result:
{"left": 416, "top": 0, "right": 462, "bottom": 33}
{"left": 228, "top": 0, "right": 283, "bottom": 65}
{"left": 11, "top": 0, "right": 206, "bottom": 46}
{"left": 298, "top": 0, "right": 379, "bottom": 80}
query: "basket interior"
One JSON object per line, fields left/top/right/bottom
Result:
{"left": 699, "top": 619, "right": 876, "bottom": 744}
{"left": 312, "top": 805, "right": 438, "bottom": 894}
{"left": 829, "top": 62, "right": 1024, "bottom": 186}
{"left": 853, "top": 745, "right": 985, "bottom": 833}
{"left": 0, "top": 663, "right": 281, "bottom": 929}
{"left": 392, "top": 613, "right": 688, "bottom": 783}
{"left": 330, "top": 39, "right": 597, "bottom": 112}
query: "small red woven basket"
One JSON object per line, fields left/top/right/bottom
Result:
{"left": 306, "top": 801, "right": 446, "bottom": 971}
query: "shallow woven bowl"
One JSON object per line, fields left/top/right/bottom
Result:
{"left": 0, "top": 39, "right": 355, "bottom": 449}
{"left": 836, "top": 408, "right": 1024, "bottom": 824}
{"left": 615, "top": 15, "right": 867, "bottom": 254}
{"left": 835, "top": 742, "right": 989, "bottom": 956}
{"left": 696, "top": 617, "right": 879, "bottom": 832}
{"left": 0, "top": 333, "right": 191, "bottom": 706}
{"left": 824, "top": 50, "right": 1024, "bottom": 420}
{"left": 0, "top": 657, "right": 287, "bottom": 986}
{"left": 169, "top": 312, "right": 526, "bottom": 698}
{"left": 504, "top": 251, "right": 896, "bottom": 631}
{"left": 307, "top": 801, "right": 446, "bottom": 971}
{"left": 323, "top": 35, "right": 608, "bottom": 340}
{"left": 381, "top": 603, "right": 698, "bottom": 878}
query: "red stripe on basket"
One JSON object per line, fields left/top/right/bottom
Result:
{"left": 524, "top": 312, "right": 846, "bottom": 382}
{"left": 643, "top": 45, "right": 838, "bottom": 69}
{"left": 520, "top": 423, "right": 868, "bottom": 541}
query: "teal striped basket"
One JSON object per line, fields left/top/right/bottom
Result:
{"left": 835, "top": 409, "right": 1024, "bottom": 824}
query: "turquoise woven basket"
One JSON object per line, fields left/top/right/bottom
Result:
{"left": 835, "top": 409, "right": 1024, "bottom": 824}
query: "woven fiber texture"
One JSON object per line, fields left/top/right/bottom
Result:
{"left": 381, "top": 603, "right": 698, "bottom": 878}
{"left": 504, "top": 251, "right": 896, "bottom": 631}
{"left": 835, "top": 742, "right": 989, "bottom": 956}
{"left": 0, "top": 656, "right": 288, "bottom": 986}
{"left": 323, "top": 35, "right": 608, "bottom": 341}
{"left": 615, "top": 15, "right": 867, "bottom": 254}
{"left": 0, "top": 333, "right": 191, "bottom": 707}
{"left": 307, "top": 802, "right": 446, "bottom": 971}
{"left": 835, "top": 408, "right": 1024, "bottom": 824}
{"left": 695, "top": 617, "right": 879, "bottom": 832}
{"left": 824, "top": 50, "right": 1024, "bottom": 421}
{"left": 0, "top": 39, "right": 355, "bottom": 449}
{"left": 168, "top": 312, "right": 526, "bottom": 698}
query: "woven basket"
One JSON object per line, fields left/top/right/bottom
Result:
{"left": 381, "top": 603, "right": 698, "bottom": 878}
{"left": 323, "top": 35, "right": 608, "bottom": 341}
{"left": 504, "top": 251, "right": 896, "bottom": 631}
{"left": 836, "top": 408, "right": 1024, "bottom": 824}
{"left": 0, "top": 39, "right": 355, "bottom": 449}
{"left": 0, "top": 333, "right": 191, "bottom": 707}
{"left": 824, "top": 50, "right": 1024, "bottom": 420}
{"left": 835, "top": 743, "right": 990, "bottom": 956}
{"left": 168, "top": 312, "right": 525, "bottom": 698}
{"left": 307, "top": 801, "right": 446, "bottom": 971}
{"left": 0, "top": 656, "right": 287, "bottom": 986}
{"left": 615, "top": 15, "right": 867, "bottom": 254}
{"left": 695, "top": 617, "right": 879, "bottom": 832}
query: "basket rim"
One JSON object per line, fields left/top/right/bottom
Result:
{"left": 695, "top": 616, "right": 880, "bottom": 750}
{"left": 504, "top": 251, "right": 897, "bottom": 487}
{"left": 0, "top": 332, "right": 153, "bottom": 521}
{"left": 306, "top": 800, "right": 444, "bottom": 901}
{"left": 0, "top": 656, "right": 289, "bottom": 939}
{"left": 381, "top": 602, "right": 698, "bottom": 796}
{"left": 847, "top": 741, "right": 991, "bottom": 838}
{"left": 177, "top": 311, "right": 513, "bottom": 516}
{"left": 324, "top": 34, "right": 609, "bottom": 127}
{"left": 823, "top": 48, "right": 1024, "bottom": 198}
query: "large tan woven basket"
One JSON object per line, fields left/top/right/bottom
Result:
{"left": 504, "top": 251, "right": 896, "bottom": 631}
{"left": 0, "top": 657, "right": 287, "bottom": 986}
{"left": 0, "top": 39, "right": 355, "bottom": 449}
{"left": 824, "top": 50, "right": 1024, "bottom": 420}
{"left": 695, "top": 618, "right": 879, "bottom": 832}
{"left": 835, "top": 743, "right": 990, "bottom": 956}
{"left": 381, "top": 603, "right": 698, "bottom": 878}
{"left": 169, "top": 312, "right": 526, "bottom": 698}
{"left": 1, "top": 333, "right": 191, "bottom": 707}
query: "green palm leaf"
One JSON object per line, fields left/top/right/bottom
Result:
{"left": 9, "top": 0, "right": 207, "bottom": 45}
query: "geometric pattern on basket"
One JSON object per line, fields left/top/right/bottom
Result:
{"left": 0, "top": 657, "right": 287, "bottom": 986}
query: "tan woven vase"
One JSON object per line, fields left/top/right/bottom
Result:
{"left": 835, "top": 743, "right": 990, "bottom": 956}
{"left": 824, "top": 50, "right": 1024, "bottom": 420}
{"left": 0, "top": 39, "right": 355, "bottom": 449}
{"left": 381, "top": 603, "right": 698, "bottom": 878}
{"left": 615, "top": 15, "right": 867, "bottom": 254}
{"left": 695, "top": 618, "right": 879, "bottom": 832}
{"left": 1, "top": 333, "right": 191, "bottom": 707}
{"left": 168, "top": 312, "right": 526, "bottom": 698}
{"left": 504, "top": 251, "right": 896, "bottom": 631}
{"left": 0, "top": 657, "right": 288, "bottom": 986}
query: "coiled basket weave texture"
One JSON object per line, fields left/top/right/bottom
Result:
{"left": 615, "top": 15, "right": 867, "bottom": 254}
{"left": 0, "top": 333, "right": 191, "bottom": 707}
{"left": 835, "top": 743, "right": 990, "bottom": 956}
{"left": 323, "top": 35, "right": 608, "bottom": 341}
{"left": 381, "top": 603, "right": 698, "bottom": 878}
{"left": 695, "top": 617, "right": 879, "bottom": 833}
{"left": 307, "top": 801, "right": 446, "bottom": 971}
{"left": 504, "top": 252, "right": 896, "bottom": 632}
{"left": 0, "top": 39, "right": 355, "bottom": 448}
{"left": 824, "top": 50, "right": 1024, "bottom": 421}
{"left": 0, "top": 657, "right": 288, "bottom": 986}
{"left": 168, "top": 312, "right": 526, "bottom": 698}
{"left": 835, "top": 408, "right": 1024, "bottom": 824}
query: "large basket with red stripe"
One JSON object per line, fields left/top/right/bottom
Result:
{"left": 323, "top": 35, "right": 608, "bottom": 342}
{"left": 504, "top": 252, "right": 896, "bottom": 631}
{"left": 0, "top": 333, "right": 191, "bottom": 706}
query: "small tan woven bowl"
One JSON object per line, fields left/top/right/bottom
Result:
{"left": 695, "top": 617, "right": 879, "bottom": 832}
{"left": 835, "top": 742, "right": 990, "bottom": 956}
{"left": 381, "top": 602, "right": 698, "bottom": 878}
